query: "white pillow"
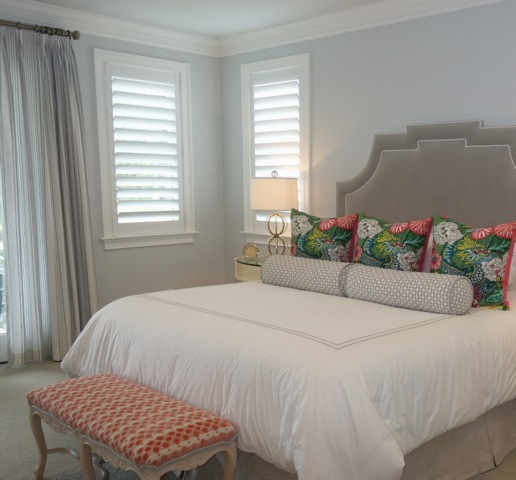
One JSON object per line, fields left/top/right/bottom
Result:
{"left": 261, "top": 256, "right": 474, "bottom": 315}
{"left": 341, "top": 264, "right": 473, "bottom": 315}
{"left": 261, "top": 255, "right": 351, "bottom": 296}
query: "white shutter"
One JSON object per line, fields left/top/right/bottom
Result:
{"left": 112, "top": 76, "right": 180, "bottom": 224}
{"left": 252, "top": 78, "right": 300, "bottom": 181}
{"left": 95, "top": 49, "right": 195, "bottom": 249}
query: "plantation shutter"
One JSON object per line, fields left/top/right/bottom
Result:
{"left": 111, "top": 74, "right": 181, "bottom": 227}
{"left": 96, "top": 50, "right": 194, "bottom": 248}
{"left": 251, "top": 72, "right": 300, "bottom": 181}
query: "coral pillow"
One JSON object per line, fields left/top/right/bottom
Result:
{"left": 352, "top": 214, "right": 433, "bottom": 272}
{"left": 430, "top": 214, "right": 516, "bottom": 309}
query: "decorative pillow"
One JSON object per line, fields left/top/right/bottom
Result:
{"left": 260, "top": 255, "right": 352, "bottom": 296}
{"left": 430, "top": 214, "right": 516, "bottom": 309}
{"left": 290, "top": 209, "right": 358, "bottom": 262}
{"left": 352, "top": 214, "right": 433, "bottom": 272}
{"left": 509, "top": 253, "right": 516, "bottom": 291}
{"left": 341, "top": 264, "right": 473, "bottom": 315}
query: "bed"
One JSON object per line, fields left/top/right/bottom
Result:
{"left": 62, "top": 120, "right": 516, "bottom": 480}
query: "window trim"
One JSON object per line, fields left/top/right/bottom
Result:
{"left": 94, "top": 49, "right": 196, "bottom": 250}
{"left": 241, "top": 54, "right": 310, "bottom": 244}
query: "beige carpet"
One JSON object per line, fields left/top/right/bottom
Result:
{"left": 1, "top": 360, "right": 516, "bottom": 480}
{"left": 470, "top": 451, "right": 516, "bottom": 480}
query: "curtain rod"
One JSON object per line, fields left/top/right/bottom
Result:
{"left": 0, "top": 19, "right": 80, "bottom": 39}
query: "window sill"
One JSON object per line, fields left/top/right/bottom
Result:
{"left": 102, "top": 231, "right": 198, "bottom": 250}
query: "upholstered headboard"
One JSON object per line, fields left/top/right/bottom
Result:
{"left": 336, "top": 120, "right": 516, "bottom": 226}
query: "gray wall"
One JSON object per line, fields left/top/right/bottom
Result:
{"left": 221, "top": 0, "right": 516, "bottom": 279}
{"left": 8, "top": 0, "right": 516, "bottom": 305}
{"left": 73, "top": 36, "right": 225, "bottom": 307}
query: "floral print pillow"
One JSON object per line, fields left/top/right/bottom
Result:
{"left": 290, "top": 209, "right": 358, "bottom": 261}
{"left": 353, "top": 214, "right": 433, "bottom": 272}
{"left": 430, "top": 214, "right": 516, "bottom": 309}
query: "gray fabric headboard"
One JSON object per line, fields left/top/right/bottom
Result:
{"left": 336, "top": 120, "right": 516, "bottom": 227}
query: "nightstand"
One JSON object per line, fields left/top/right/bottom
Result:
{"left": 234, "top": 256, "right": 266, "bottom": 282}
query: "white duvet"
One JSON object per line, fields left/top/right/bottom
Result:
{"left": 61, "top": 282, "right": 516, "bottom": 480}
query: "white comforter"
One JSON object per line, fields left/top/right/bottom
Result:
{"left": 61, "top": 282, "right": 516, "bottom": 480}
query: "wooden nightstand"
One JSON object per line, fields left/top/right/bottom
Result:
{"left": 234, "top": 256, "right": 266, "bottom": 282}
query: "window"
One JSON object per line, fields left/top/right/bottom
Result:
{"left": 95, "top": 50, "right": 195, "bottom": 249}
{"left": 241, "top": 54, "right": 310, "bottom": 241}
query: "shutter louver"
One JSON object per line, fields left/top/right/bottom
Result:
{"left": 112, "top": 76, "right": 180, "bottom": 224}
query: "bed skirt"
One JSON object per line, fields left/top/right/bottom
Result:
{"left": 184, "top": 397, "right": 516, "bottom": 480}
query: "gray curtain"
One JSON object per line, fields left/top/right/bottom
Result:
{"left": 0, "top": 28, "right": 98, "bottom": 366}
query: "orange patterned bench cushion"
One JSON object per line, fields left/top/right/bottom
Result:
{"left": 27, "top": 373, "right": 237, "bottom": 468}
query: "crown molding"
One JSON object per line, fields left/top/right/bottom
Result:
{"left": 218, "top": 0, "right": 507, "bottom": 57}
{"left": 0, "top": 0, "right": 219, "bottom": 57}
{"left": 1, "top": 0, "right": 507, "bottom": 58}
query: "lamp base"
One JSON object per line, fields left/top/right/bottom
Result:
{"left": 266, "top": 212, "right": 288, "bottom": 255}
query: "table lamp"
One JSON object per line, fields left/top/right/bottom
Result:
{"left": 251, "top": 171, "right": 298, "bottom": 255}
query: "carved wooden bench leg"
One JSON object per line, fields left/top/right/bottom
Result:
{"left": 79, "top": 440, "right": 96, "bottom": 480}
{"left": 222, "top": 442, "right": 237, "bottom": 480}
{"left": 29, "top": 407, "right": 48, "bottom": 480}
{"left": 29, "top": 406, "right": 81, "bottom": 479}
{"left": 28, "top": 405, "right": 110, "bottom": 480}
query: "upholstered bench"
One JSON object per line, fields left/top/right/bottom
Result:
{"left": 27, "top": 373, "right": 238, "bottom": 480}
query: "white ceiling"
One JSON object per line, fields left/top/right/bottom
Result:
{"left": 26, "top": 0, "right": 390, "bottom": 38}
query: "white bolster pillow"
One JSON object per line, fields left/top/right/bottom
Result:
{"left": 341, "top": 264, "right": 474, "bottom": 315}
{"left": 261, "top": 256, "right": 473, "bottom": 315}
{"left": 260, "top": 255, "right": 351, "bottom": 296}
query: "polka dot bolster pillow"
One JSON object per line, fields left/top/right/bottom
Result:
{"left": 260, "top": 255, "right": 353, "bottom": 296}
{"left": 352, "top": 213, "right": 433, "bottom": 272}
{"left": 430, "top": 214, "right": 516, "bottom": 309}
{"left": 341, "top": 263, "right": 474, "bottom": 315}
{"left": 290, "top": 209, "right": 358, "bottom": 262}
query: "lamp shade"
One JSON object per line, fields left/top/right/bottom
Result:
{"left": 251, "top": 177, "right": 298, "bottom": 211}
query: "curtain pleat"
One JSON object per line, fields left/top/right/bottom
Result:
{"left": 0, "top": 28, "right": 98, "bottom": 366}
